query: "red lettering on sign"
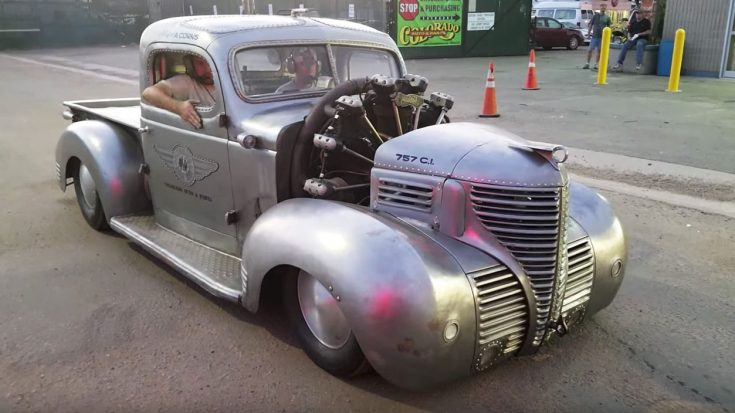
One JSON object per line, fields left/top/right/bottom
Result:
{"left": 399, "top": 0, "right": 419, "bottom": 21}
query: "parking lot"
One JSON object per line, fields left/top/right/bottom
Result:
{"left": 1, "top": 46, "right": 734, "bottom": 412}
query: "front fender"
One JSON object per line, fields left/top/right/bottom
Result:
{"left": 55, "top": 120, "right": 150, "bottom": 220}
{"left": 241, "top": 198, "right": 477, "bottom": 389}
{"left": 568, "top": 182, "right": 627, "bottom": 316}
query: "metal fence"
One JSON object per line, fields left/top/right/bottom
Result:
{"left": 152, "top": 0, "right": 388, "bottom": 31}
{"left": 0, "top": 0, "right": 149, "bottom": 48}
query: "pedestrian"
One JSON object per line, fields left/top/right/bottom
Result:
{"left": 612, "top": 9, "right": 652, "bottom": 72}
{"left": 583, "top": 3, "right": 612, "bottom": 70}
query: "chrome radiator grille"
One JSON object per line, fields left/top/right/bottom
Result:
{"left": 470, "top": 184, "right": 561, "bottom": 344}
{"left": 562, "top": 238, "right": 595, "bottom": 315}
{"left": 469, "top": 265, "right": 529, "bottom": 371}
{"left": 376, "top": 179, "right": 433, "bottom": 212}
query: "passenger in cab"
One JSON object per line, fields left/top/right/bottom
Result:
{"left": 142, "top": 55, "right": 215, "bottom": 129}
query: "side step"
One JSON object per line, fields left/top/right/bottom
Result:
{"left": 110, "top": 214, "right": 242, "bottom": 302}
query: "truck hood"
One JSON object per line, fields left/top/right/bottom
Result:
{"left": 237, "top": 101, "right": 315, "bottom": 151}
{"left": 373, "top": 122, "right": 565, "bottom": 187}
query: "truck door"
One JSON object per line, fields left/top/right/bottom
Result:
{"left": 140, "top": 45, "right": 238, "bottom": 255}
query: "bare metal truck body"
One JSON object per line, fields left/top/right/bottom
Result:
{"left": 56, "top": 15, "right": 626, "bottom": 389}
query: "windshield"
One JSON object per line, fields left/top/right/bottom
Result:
{"left": 234, "top": 45, "right": 400, "bottom": 99}
{"left": 331, "top": 45, "right": 400, "bottom": 83}
{"left": 234, "top": 45, "right": 332, "bottom": 98}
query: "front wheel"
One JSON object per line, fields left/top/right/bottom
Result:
{"left": 73, "top": 162, "right": 108, "bottom": 230}
{"left": 283, "top": 269, "right": 369, "bottom": 377}
{"left": 567, "top": 36, "right": 580, "bottom": 50}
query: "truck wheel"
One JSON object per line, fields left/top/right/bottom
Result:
{"left": 73, "top": 162, "right": 108, "bottom": 230}
{"left": 284, "top": 269, "right": 369, "bottom": 377}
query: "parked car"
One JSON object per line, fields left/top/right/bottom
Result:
{"left": 533, "top": 1, "right": 594, "bottom": 32}
{"left": 56, "top": 14, "right": 626, "bottom": 389}
{"left": 532, "top": 17, "right": 586, "bottom": 50}
{"left": 562, "top": 21, "right": 590, "bottom": 45}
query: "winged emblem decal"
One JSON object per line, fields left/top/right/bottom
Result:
{"left": 153, "top": 145, "right": 219, "bottom": 187}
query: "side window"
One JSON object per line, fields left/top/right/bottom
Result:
{"left": 554, "top": 9, "right": 576, "bottom": 20}
{"left": 536, "top": 18, "right": 547, "bottom": 28}
{"left": 547, "top": 19, "right": 563, "bottom": 29}
{"left": 537, "top": 10, "right": 554, "bottom": 18}
{"left": 147, "top": 51, "right": 219, "bottom": 111}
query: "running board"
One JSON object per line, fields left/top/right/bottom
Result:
{"left": 110, "top": 214, "right": 242, "bottom": 302}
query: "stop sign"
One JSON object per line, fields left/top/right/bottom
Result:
{"left": 399, "top": 0, "right": 419, "bottom": 21}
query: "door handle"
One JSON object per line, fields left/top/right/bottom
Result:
{"left": 138, "top": 126, "right": 150, "bottom": 134}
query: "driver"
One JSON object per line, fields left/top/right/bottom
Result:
{"left": 276, "top": 47, "right": 319, "bottom": 93}
{"left": 142, "top": 55, "right": 216, "bottom": 129}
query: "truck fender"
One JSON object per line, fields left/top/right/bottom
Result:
{"left": 568, "top": 181, "right": 627, "bottom": 316}
{"left": 55, "top": 120, "right": 150, "bottom": 220}
{"left": 241, "top": 198, "right": 477, "bottom": 389}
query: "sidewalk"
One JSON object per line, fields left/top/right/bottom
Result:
{"left": 406, "top": 49, "right": 735, "bottom": 174}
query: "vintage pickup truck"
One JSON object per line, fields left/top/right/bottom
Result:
{"left": 56, "top": 14, "right": 626, "bottom": 389}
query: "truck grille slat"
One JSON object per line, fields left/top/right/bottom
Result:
{"left": 474, "top": 271, "right": 513, "bottom": 286}
{"left": 567, "top": 267, "right": 594, "bottom": 283}
{"left": 479, "top": 295, "right": 525, "bottom": 312}
{"left": 473, "top": 209, "right": 559, "bottom": 222}
{"left": 488, "top": 226, "right": 559, "bottom": 235}
{"left": 479, "top": 310, "right": 528, "bottom": 329}
{"left": 567, "top": 252, "right": 593, "bottom": 268}
{"left": 477, "top": 280, "right": 519, "bottom": 295}
{"left": 561, "top": 239, "right": 595, "bottom": 317}
{"left": 470, "top": 265, "right": 530, "bottom": 370}
{"left": 504, "top": 240, "right": 558, "bottom": 249}
{"left": 470, "top": 195, "right": 560, "bottom": 208}
{"left": 471, "top": 187, "right": 560, "bottom": 197}
{"left": 479, "top": 302, "right": 527, "bottom": 320}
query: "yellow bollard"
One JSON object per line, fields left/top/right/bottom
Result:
{"left": 667, "top": 28, "right": 686, "bottom": 93}
{"left": 596, "top": 27, "right": 612, "bottom": 85}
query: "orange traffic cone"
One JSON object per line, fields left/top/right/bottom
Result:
{"left": 523, "top": 50, "right": 539, "bottom": 90}
{"left": 479, "top": 63, "right": 500, "bottom": 118}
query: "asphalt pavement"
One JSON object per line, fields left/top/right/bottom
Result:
{"left": 0, "top": 46, "right": 733, "bottom": 412}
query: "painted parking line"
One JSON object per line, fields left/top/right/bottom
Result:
{"left": 41, "top": 55, "right": 138, "bottom": 78}
{"left": 0, "top": 53, "right": 138, "bottom": 86}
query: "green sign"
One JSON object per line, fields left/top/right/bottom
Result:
{"left": 397, "top": 0, "right": 463, "bottom": 48}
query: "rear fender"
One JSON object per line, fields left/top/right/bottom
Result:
{"left": 241, "top": 198, "right": 477, "bottom": 389}
{"left": 55, "top": 120, "right": 150, "bottom": 220}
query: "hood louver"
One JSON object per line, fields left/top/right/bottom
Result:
{"left": 376, "top": 179, "right": 433, "bottom": 212}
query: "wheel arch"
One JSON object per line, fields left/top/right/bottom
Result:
{"left": 240, "top": 198, "right": 478, "bottom": 389}
{"left": 56, "top": 120, "right": 151, "bottom": 221}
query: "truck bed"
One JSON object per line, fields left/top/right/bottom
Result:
{"left": 64, "top": 98, "right": 141, "bottom": 130}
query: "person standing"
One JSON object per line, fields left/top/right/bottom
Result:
{"left": 583, "top": 3, "right": 612, "bottom": 70}
{"left": 612, "top": 9, "right": 652, "bottom": 72}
